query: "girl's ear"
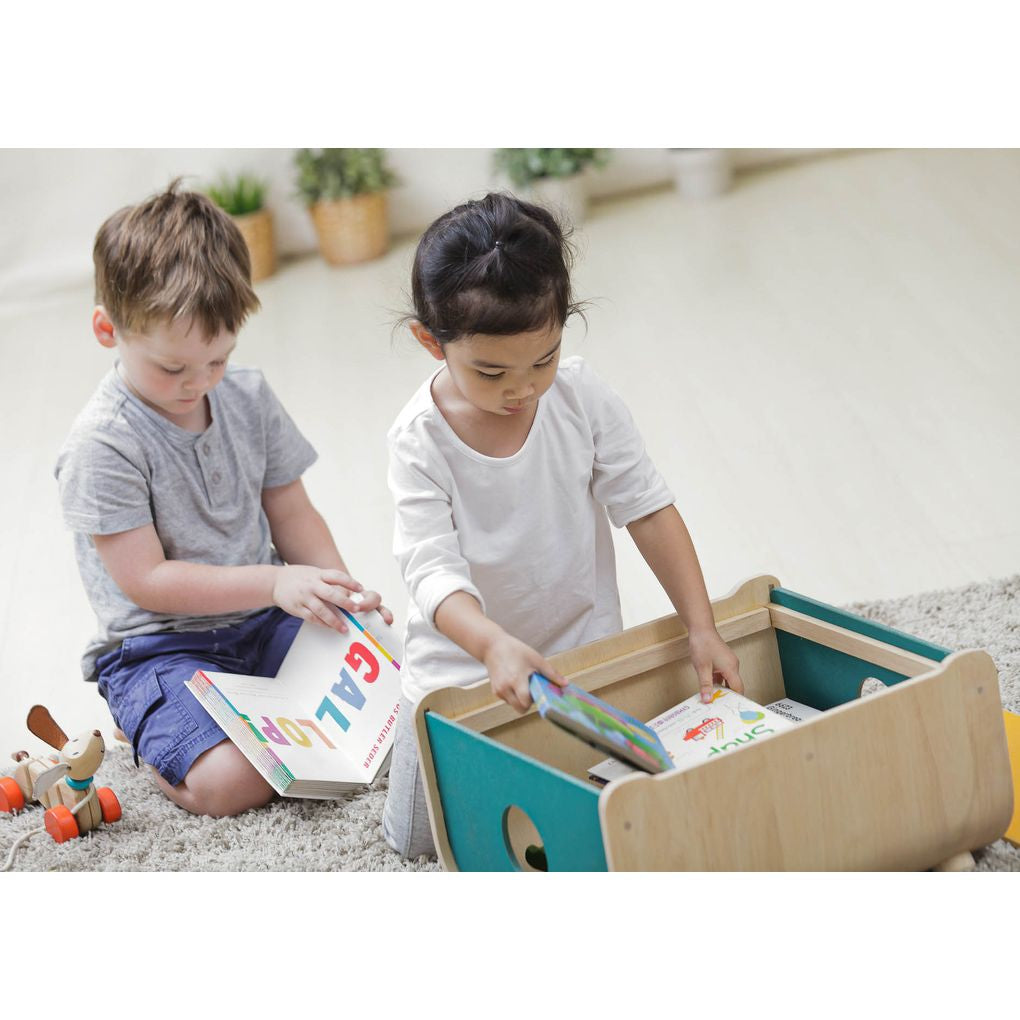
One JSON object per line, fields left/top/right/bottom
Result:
{"left": 92, "top": 306, "right": 117, "bottom": 349}
{"left": 409, "top": 321, "right": 445, "bottom": 361}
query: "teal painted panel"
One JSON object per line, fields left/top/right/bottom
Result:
{"left": 775, "top": 631, "right": 917, "bottom": 709}
{"left": 426, "top": 713, "right": 608, "bottom": 872}
{"left": 770, "top": 587, "right": 952, "bottom": 710}
{"left": 770, "top": 588, "right": 951, "bottom": 661}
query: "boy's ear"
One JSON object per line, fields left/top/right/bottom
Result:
{"left": 409, "top": 321, "right": 445, "bottom": 361}
{"left": 92, "top": 306, "right": 117, "bottom": 349}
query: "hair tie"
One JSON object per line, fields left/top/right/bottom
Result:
{"left": 493, "top": 240, "right": 503, "bottom": 251}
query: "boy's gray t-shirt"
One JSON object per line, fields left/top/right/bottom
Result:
{"left": 55, "top": 364, "right": 317, "bottom": 682}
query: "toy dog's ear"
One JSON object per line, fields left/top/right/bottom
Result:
{"left": 27, "top": 706, "right": 69, "bottom": 751}
{"left": 32, "top": 761, "right": 70, "bottom": 800}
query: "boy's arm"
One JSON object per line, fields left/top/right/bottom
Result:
{"left": 261, "top": 478, "right": 348, "bottom": 572}
{"left": 92, "top": 517, "right": 375, "bottom": 636}
{"left": 261, "top": 478, "right": 393, "bottom": 624}
{"left": 626, "top": 504, "right": 744, "bottom": 702}
{"left": 94, "top": 525, "right": 277, "bottom": 615}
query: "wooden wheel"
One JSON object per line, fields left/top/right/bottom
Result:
{"left": 97, "top": 787, "right": 122, "bottom": 824}
{"left": 44, "top": 804, "right": 79, "bottom": 843}
{"left": 0, "top": 776, "right": 25, "bottom": 813}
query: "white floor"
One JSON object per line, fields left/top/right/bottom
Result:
{"left": 3, "top": 148, "right": 1020, "bottom": 754}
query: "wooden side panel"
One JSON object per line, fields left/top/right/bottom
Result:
{"left": 600, "top": 650, "right": 1013, "bottom": 870}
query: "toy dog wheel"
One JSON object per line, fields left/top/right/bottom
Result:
{"left": 97, "top": 787, "right": 121, "bottom": 824}
{"left": 0, "top": 777, "right": 24, "bottom": 814}
{"left": 44, "top": 805, "right": 79, "bottom": 844}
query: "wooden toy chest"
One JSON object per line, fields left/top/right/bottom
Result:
{"left": 414, "top": 576, "right": 1014, "bottom": 871}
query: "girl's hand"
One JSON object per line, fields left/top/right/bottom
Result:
{"left": 273, "top": 566, "right": 371, "bottom": 632}
{"left": 483, "top": 632, "right": 566, "bottom": 714}
{"left": 689, "top": 628, "right": 744, "bottom": 703}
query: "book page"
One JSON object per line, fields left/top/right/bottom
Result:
{"left": 192, "top": 609, "right": 403, "bottom": 787}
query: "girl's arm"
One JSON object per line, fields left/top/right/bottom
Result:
{"left": 434, "top": 591, "right": 566, "bottom": 713}
{"left": 627, "top": 504, "right": 744, "bottom": 702}
{"left": 389, "top": 429, "right": 563, "bottom": 712}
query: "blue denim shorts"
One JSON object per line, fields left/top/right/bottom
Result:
{"left": 95, "top": 607, "right": 301, "bottom": 786}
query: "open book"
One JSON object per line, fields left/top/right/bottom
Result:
{"left": 588, "top": 686, "right": 820, "bottom": 784}
{"left": 185, "top": 608, "right": 402, "bottom": 798}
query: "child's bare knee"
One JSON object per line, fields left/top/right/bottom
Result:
{"left": 175, "top": 743, "right": 275, "bottom": 817}
{"left": 193, "top": 779, "right": 274, "bottom": 818}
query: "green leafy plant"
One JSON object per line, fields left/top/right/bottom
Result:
{"left": 294, "top": 148, "right": 397, "bottom": 204}
{"left": 207, "top": 174, "right": 267, "bottom": 216}
{"left": 493, "top": 148, "right": 608, "bottom": 188}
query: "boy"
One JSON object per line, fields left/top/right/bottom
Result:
{"left": 55, "top": 181, "right": 390, "bottom": 817}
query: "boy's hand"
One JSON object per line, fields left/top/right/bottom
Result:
{"left": 352, "top": 589, "right": 395, "bottom": 627}
{"left": 482, "top": 632, "right": 566, "bottom": 714}
{"left": 689, "top": 628, "right": 744, "bottom": 703}
{"left": 273, "top": 566, "right": 386, "bottom": 632}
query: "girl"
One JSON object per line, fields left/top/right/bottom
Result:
{"left": 383, "top": 192, "right": 743, "bottom": 858}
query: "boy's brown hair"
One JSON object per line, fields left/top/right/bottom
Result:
{"left": 93, "top": 179, "right": 260, "bottom": 338}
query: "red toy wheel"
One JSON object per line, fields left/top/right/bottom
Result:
{"left": 97, "top": 787, "right": 121, "bottom": 824}
{"left": 0, "top": 776, "right": 25, "bottom": 813}
{"left": 44, "top": 805, "right": 79, "bottom": 843}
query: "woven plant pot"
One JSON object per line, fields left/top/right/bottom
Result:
{"left": 233, "top": 208, "right": 277, "bottom": 282}
{"left": 309, "top": 192, "right": 389, "bottom": 265}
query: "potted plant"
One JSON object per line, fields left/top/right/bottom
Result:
{"left": 208, "top": 173, "right": 276, "bottom": 282}
{"left": 667, "top": 149, "right": 733, "bottom": 200}
{"left": 492, "top": 148, "right": 609, "bottom": 225}
{"left": 294, "top": 148, "right": 397, "bottom": 265}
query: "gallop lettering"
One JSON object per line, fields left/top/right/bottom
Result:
{"left": 345, "top": 642, "right": 379, "bottom": 683}
{"left": 238, "top": 638, "right": 385, "bottom": 750}
{"left": 314, "top": 640, "right": 381, "bottom": 738}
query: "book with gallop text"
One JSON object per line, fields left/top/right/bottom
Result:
{"left": 185, "top": 608, "right": 402, "bottom": 798}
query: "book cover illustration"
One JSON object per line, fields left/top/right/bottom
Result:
{"left": 185, "top": 608, "right": 403, "bottom": 798}
{"left": 588, "top": 686, "right": 809, "bottom": 784}
{"left": 528, "top": 672, "right": 673, "bottom": 775}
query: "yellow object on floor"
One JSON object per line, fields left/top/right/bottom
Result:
{"left": 1005, "top": 711, "right": 1020, "bottom": 847}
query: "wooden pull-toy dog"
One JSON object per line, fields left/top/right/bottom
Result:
{"left": 1, "top": 705, "right": 122, "bottom": 869}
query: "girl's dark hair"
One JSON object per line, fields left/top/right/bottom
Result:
{"left": 410, "top": 192, "right": 583, "bottom": 343}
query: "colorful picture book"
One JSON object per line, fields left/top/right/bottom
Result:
{"left": 185, "top": 608, "right": 403, "bottom": 799}
{"left": 528, "top": 673, "right": 673, "bottom": 774}
{"left": 587, "top": 686, "right": 817, "bottom": 785}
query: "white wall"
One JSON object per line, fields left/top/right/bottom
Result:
{"left": 0, "top": 148, "right": 824, "bottom": 305}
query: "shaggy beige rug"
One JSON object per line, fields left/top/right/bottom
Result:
{"left": 3, "top": 573, "right": 1017, "bottom": 871}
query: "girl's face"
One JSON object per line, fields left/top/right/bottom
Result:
{"left": 414, "top": 321, "right": 562, "bottom": 418}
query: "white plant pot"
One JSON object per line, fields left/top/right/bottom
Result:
{"left": 525, "top": 172, "right": 589, "bottom": 226}
{"left": 668, "top": 149, "right": 733, "bottom": 200}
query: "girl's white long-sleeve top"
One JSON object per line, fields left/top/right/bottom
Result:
{"left": 387, "top": 355, "right": 675, "bottom": 704}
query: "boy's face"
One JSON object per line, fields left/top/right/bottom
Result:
{"left": 93, "top": 308, "right": 236, "bottom": 427}
{"left": 412, "top": 321, "right": 562, "bottom": 419}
